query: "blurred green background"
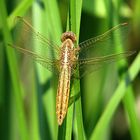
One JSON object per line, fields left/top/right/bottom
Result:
{"left": 0, "top": 0, "right": 140, "bottom": 140}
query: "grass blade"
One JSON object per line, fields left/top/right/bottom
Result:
{"left": 90, "top": 53, "right": 140, "bottom": 140}
{"left": 66, "top": 0, "right": 85, "bottom": 140}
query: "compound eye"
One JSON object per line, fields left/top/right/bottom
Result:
{"left": 61, "top": 31, "right": 76, "bottom": 43}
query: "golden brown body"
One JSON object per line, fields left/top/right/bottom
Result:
{"left": 56, "top": 32, "right": 77, "bottom": 125}
{"left": 9, "top": 18, "right": 134, "bottom": 126}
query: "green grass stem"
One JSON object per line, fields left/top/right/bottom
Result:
{"left": 67, "top": 0, "right": 85, "bottom": 140}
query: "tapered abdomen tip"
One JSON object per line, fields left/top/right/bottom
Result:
{"left": 57, "top": 116, "right": 64, "bottom": 125}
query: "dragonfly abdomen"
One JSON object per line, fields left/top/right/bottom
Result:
{"left": 56, "top": 65, "right": 71, "bottom": 125}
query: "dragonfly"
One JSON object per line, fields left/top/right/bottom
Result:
{"left": 9, "top": 16, "right": 135, "bottom": 125}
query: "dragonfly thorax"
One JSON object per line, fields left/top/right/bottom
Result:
{"left": 61, "top": 31, "right": 76, "bottom": 43}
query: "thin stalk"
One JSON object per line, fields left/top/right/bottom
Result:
{"left": 67, "top": 0, "right": 85, "bottom": 140}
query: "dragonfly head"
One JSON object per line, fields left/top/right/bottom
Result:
{"left": 61, "top": 31, "right": 77, "bottom": 43}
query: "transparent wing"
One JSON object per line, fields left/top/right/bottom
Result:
{"left": 72, "top": 51, "right": 135, "bottom": 78}
{"left": 9, "top": 16, "right": 61, "bottom": 73}
{"left": 9, "top": 44, "right": 60, "bottom": 74}
{"left": 13, "top": 16, "right": 60, "bottom": 59}
{"left": 79, "top": 23, "right": 129, "bottom": 59}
